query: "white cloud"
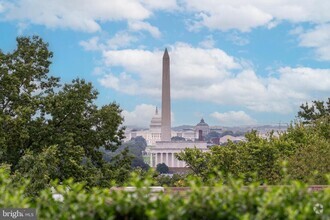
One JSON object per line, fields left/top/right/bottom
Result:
{"left": 122, "top": 104, "right": 175, "bottom": 127}
{"left": 140, "top": 0, "right": 178, "bottom": 10}
{"left": 128, "top": 20, "right": 161, "bottom": 38}
{"left": 101, "top": 48, "right": 162, "bottom": 96}
{"left": 97, "top": 43, "right": 330, "bottom": 114}
{"left": 0, "top": 2, "right": 5, "bottom": 13}
{"left": 227, "top": 33, "right": 249, "bottom": 46}
{"left": 80, "top": 37, "right": 103, "bottom": 51}
{"left": 2, "top": 0, "right": 330, "bottom": 38}
{"left": 122, "top": 104, "right": 156, "bottom": 127}
{"left": 106, "top": 32, "right": 138, "bottom": 49}
{"left": 184, "top": 0, "right": 330, "bottom": 32}
{"left": 211, "top": 111, "right": 257, "bottom": 126}
{"left": 98, "top": 72, "right": 160, "bottom": 96}
{"left": 100, "top": 43, "right": 241, "bottom": 97}
{"left": 298, "top": 24, "right": 330, "bottom": 61}
{"left": 80, "top": 32, "right": 139, "bottom": 52}
{"left": 1, "top": 0, "right": 159, "bottom": 32}
{"left": 199, "top": 35, "right": 215, "bottom": 48}
{"left": 185, "top": 2, "right": 273, "bottom": 32}
{"left": 276, "top": 67, "right": 330, "bottom": 92}
{"left": 289, "top": 26, "right": 304, "bottom": 35}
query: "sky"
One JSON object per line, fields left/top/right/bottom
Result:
{"left": 0, "top": 0, "right": 329, "bottom": 127}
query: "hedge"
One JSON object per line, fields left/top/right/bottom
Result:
{"left": 0, "top": 169, "right": 329, "bottom": 219}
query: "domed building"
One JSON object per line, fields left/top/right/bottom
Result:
{"left": 149, "top": 107, "right": 162, "bottom": 144}
{"left": 150, "top": 107, "right": 161, "bottom": 131}
{"left": 195, "top": 118, "right": 210, "bottom": 141}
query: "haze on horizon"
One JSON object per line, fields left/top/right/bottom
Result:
{"left": 0, "top": 0, "right": 329, "bottom": 127}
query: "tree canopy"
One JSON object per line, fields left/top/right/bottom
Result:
{"left": 0, "top": 36, "right": 129, "bottom": 193}
{"left": 298, "top": 98, "right": 330, "bottom": 123}
{"left": 156, "top": 163, "right": 169, "bottom": 174}
{"left": 102, "top": 136, "right": 149, "bottom": 170}
{"left": 177, "top": 98, "right": 330, "bottom": 184}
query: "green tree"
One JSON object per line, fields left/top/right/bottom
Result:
{"left": 298, "top": 98, "right": 330, "bottom": 123}
{"left": 176, "top": 147, "right": 211, "bottom": 179}
{"left": 286, "top": 113, "right": 330, "bottom": 184}
{"left": 0, "top": 36, "right": 128, "bottom": 191}
{"left": 156, "top": 163, "right": 169, "bottom": 174}
{"left": 0, "top": 36, "right": 60, "bottom": 169}
{"left": 178, "top": 99, "right": 330, "bottom": 184}
{"left": 102, "top": 136, "right": 149, "bottom": 170}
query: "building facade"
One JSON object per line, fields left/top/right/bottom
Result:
{"left": 147, "top": 141, "right": 208, "bottom": 168}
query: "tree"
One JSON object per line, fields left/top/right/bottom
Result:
{"left": 0, "top": 36, "right": 128, "bottom": 190}
{"left": 298, "top": 98, "right": 330, "bottom": 123}
{"left": 131, "top": 157, "right": 150, "bottom": 170}
{"left": 102, "top": 136, "right": 149, "bottom": 170}
{"left": 0, "top": 36, "right": 60, "bottom": 169}
{"left": 156, "top": 163, "right": 169, "bottom": 174}
{"left": 287, "top": 110, "right": 330, "bottom": 184}
{"left": 176, "top": 147, "right": 211, "bottom": 179}
{"left": 178, "top": 99, "right": 330, "bottom": 184}
{"left": 177, "top": 133, "right": 283, "bottom": 183}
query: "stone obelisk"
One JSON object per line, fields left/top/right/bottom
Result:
{"left": 161, "top": 48, "right": 171, "bottom": 141}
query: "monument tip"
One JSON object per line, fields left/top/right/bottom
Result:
{"left": 163, "top": 48, "right": 169, "bottom": 58}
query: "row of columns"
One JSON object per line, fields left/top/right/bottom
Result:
{"left": 150, "top": 152, "right": 186, "bottom": 168}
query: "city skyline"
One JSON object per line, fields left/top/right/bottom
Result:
{"left": 0, "top": 1, "right": 329, "bottom": 127}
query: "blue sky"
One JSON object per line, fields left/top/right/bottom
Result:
{"left": 0, "top": 0, "right": 329, "bottom": 127}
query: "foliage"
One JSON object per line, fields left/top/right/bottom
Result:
{"left": 156, "top": 163, "right": 169, "bottom": 174}
{"left": 286, "top": 115, "right": 330, "bottom": 184}
{"left": 298, "top": 98, "right": 330, "bottom": 124}
{"left": 0, "top": 36, "right": 128, "bottom": 194}
{"left": 176, "top": 147, "right": 211, "bottom": 179}
{"left": 0, "top": 169, "right": 329, "bottom": 219}
{"left": 177, "top": 131, "right": 287, "bottom": 184}
{"left": 177, "top": 103, "right": 330, "bottom": 184}
{"left": 102, "top": 136, "right": 150, "bottom": 170}
{"left": 0, "top": 36, "right": 59, "bottom": 169}
{"left": 155, "top": 173, "right": 186, "bottom": 187}
{"left": 0, "top": 167, "right": 33, "bottom": 208}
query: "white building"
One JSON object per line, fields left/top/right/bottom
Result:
{"left": 146, "top": 141, "right": 208, "bottom": 168}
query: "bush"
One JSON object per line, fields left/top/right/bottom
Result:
{"left": 0, "top": 168, "right": 329, "bottom": 219}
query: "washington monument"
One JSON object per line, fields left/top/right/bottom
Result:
{"left": 146, "top": 48, "right": 208, "bottom": 169}
{"left": 161, "top": 48, "right": 171, "bottom": 141}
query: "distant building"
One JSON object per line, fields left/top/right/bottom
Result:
{"left": 149, "top": 107, "right": 162, "bottom": 144}
{"left": 124, "top": 118, "right": 209, "bottom": 145}
{"left": 220, "top": 135, "right": 245, "bottom": 144}
{"left": 176, "top": 129, "right": 195, "bottom": 141}
{"left": 195, "top": 118, "right": 210, "bottom": 141}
